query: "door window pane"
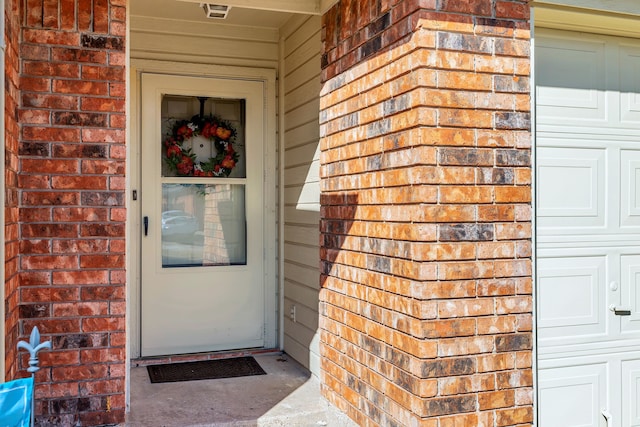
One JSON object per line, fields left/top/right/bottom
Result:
{"left": 161, "top": 95, "right": 246, "bottom": 178}
{"left": 162, "top": 184, "right": 246, "bottom": 267}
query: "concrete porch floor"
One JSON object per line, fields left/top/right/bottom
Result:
{"left": 125, "top": 353, "right": 357, "bottom": 427}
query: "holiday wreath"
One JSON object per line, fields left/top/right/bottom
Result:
{"left": 163, "top": 114, "right": 239, "bottom": 177}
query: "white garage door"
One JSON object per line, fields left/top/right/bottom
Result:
{"left": 536, "top": 29, "right": 640, "bottom": 426}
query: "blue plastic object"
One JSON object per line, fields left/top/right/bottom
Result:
{"left": 0, "top": 376, "right": 34, "bottom": 427}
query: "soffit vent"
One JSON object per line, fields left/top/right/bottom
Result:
{"left": 200, "top": 3, "right": 232, "bottom": 19}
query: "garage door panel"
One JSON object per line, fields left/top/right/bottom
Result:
{"left": 620, "top": 150, "right": 640, "bottom": 227}
{"left": 622, "top": 359, "right": 640, "bottom": 426}
{"left": 538, "top": 256, "right": 608, "bottom": 343}
{"left": 539, "top": 363, "right": 608, "bottom": 427}
{"left": 620, "top": 45, "right": 640, "bottom": 125}
{"left": 537, "top": 146, "right": 606, "bottom": 229}
{"left": 536, "top": 36, "right": 607, "bottom": 124}
{"left": 621, "top": 255, "right": 640, "bottom": 334}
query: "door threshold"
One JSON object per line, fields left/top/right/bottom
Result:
{"left": 131, "top": 347, "right": 281, "bottom": 367}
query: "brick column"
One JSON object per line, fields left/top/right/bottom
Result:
{"left": 319, "top": 1, "right": 532, "bottom": 425}
{"left": 17, "top": 1, "right": 126, "bottom": 425}
{"left": 5, "top": 0, "right": 23, "bottom": 381}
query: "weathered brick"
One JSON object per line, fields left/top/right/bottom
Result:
{"left": 478, "top": 389, "right": 515, "bottom": 410}
{"left": 21, "top": 223, "right": 78, "bottom": 238}
{"left": 440, "top": 412, "right": 495, "bottom": 427}
{"left": 478, "top": 316, "right": 517, "bottom": 335}
{"left": 420, "top": 357, "right": 475, "bottom": 378}
{"left": 53, "top": 334, "right": 109, "bottom": 350}
{"left": 22, "top": 93, "right": 79, "bottom": 110}
{"left": 438, "top": 148, "right": 494, "bottom": 166}
{"left": 477, "top": 168, "right": 514, "bottom": 185}
{"left": 320, "top": 1, "right": 532, "bottom": 425}
{"left": 53, "top": 302, "right": 108, "bottom": 317}
{"left": 496, "top": 333, "right": 532, "bottom": 352}
{"left": 80, "top": 34, "right": 124, "bottom": 50}
{"left": 423, "top": 395, "right": 476, "bottom": 416}
{"left": 19, "top": 304, "right": 50, "bottom": 318}
{"left": 80, "top": 192, "right": 124, "bottom": 206}
{"left": 19, "top": 238, "right": 51, "bottom": 254}
{"left": 439, "top": 186, "right": 493, "bottom": 204}
{"left": 438, "top": 336, "right": 494, "bottom": 357}
{"left": 51, "top": 176, "right": 107, "bottom": 190}
{"left": 51, "top": 365, "right": 109, "bottom": 382}
{"left": 496, "top": 369, "right": 533, "bottom": 389}
{"left": 80, "top": 255, "right": 125, "bottom": 269}
{"left": 23, "top": 126, "right": 80, "bottom": 142}
{"left": 21, "top": 159, "right": 79, "bottom": 174}
{"left": 437, "top": 32, "right": 492, "bottom": 54}
{"left": 53, "top": 112, "right": 108, "bottom": 127}
{"left": 52, "top": 80, "right": 109, "bottom": 95}
{"left": 495, "top": 38, "right": 530, "bottom": 57}
{"left": 495, "top": 406, "right": 534, "bottom": 426}
{"left": 51, "top": 47, "right": 107, "bottom": 64}
{"left": 22, "top": 191, "right": 80, "bottom": 206}
{"left": 439, "top": 224, "right": 494, "bottom": 241}
{"left": 438, "top": 299, "right": 494, "bottom": 318}
{"left": 495, "top": 111, "right": 530, "bottom": 129}
{"left": 496, "top": 149, "right": 530, "bottom": 166}
{"left": 423, "top": 318, "right": 476, "bottom": 338}
{"left": 20, "top": 142, "right": 50, "bottom": 157}
{"left": 52, "top": 208, "right": 109, "bottom": 222}
{"left": 23, "top": 61, "right": 80, "bottom": 78}
{"left": 438, "top": 71, "right": 492, "bottom": 91}
{"left": 438, "top": 373, "right": 495, "bottom": 396}
{"left": 80, "top": 97, "right": 125, "bottom": 112}
{"left": 53, "top": 144, "right": 108, "bottom": 158}
{"left": 439, "top": 109, "right": 493, "bottom": 128}
{"left": 439, "top": 0, "right": 492, "bottom": 16}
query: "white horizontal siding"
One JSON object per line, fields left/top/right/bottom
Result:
{"left": 281, "top": 14, "right": 322, "bottom": 376}
{"left": 285, "top": 121, "right": 321, "bottom": 148}
{"left": 130, "top": 16, "right": 279, "bottom": 68}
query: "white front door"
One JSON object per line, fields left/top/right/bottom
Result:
{"left": 536, "top": 29, "right": 640, "bottom": 426}
{"left": 140, "top": 73, "right": 267, "bottom": 357}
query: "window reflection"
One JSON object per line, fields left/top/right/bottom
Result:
{"left": 161, "top": 184, "right": 246, "bottom": 267}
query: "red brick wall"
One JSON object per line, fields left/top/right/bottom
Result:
{"left": 17, "top": 1, "right": 126, "bottom": 424}
{"left": 319, "top": 1, "right": 533, "bottom": 425}
{"left": 5, "top": 0, "right": 23, "bottom": 381}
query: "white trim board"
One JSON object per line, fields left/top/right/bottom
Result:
{"left": 534, "top": 2, "right": 640, "bottom": 39}
{"left": 533, "top": 0, "right": 640, "bottom": 17}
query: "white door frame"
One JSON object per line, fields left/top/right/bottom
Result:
{"left": 127, "top": 60, "right": 278, "bottom": 360}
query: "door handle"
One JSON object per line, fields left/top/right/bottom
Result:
{"left": 602, "top": 409, "right": 612, "bottom": 425}
{"left": 609, "top": 304, "right": 631, "bottom": 316}
{"left": 144, "top": 216, "right": 149, "bottom": 236}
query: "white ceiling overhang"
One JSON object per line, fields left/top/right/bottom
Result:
{"left": 176, "top": 0, "right": 339, "bottom": 15}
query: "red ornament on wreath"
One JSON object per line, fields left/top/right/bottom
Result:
{"left": 163, "top": 114, "right": 239, "bottom": 177}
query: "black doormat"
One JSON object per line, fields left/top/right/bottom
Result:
{"left": 147, "top": 356, "right": 266, "bottom": 384}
